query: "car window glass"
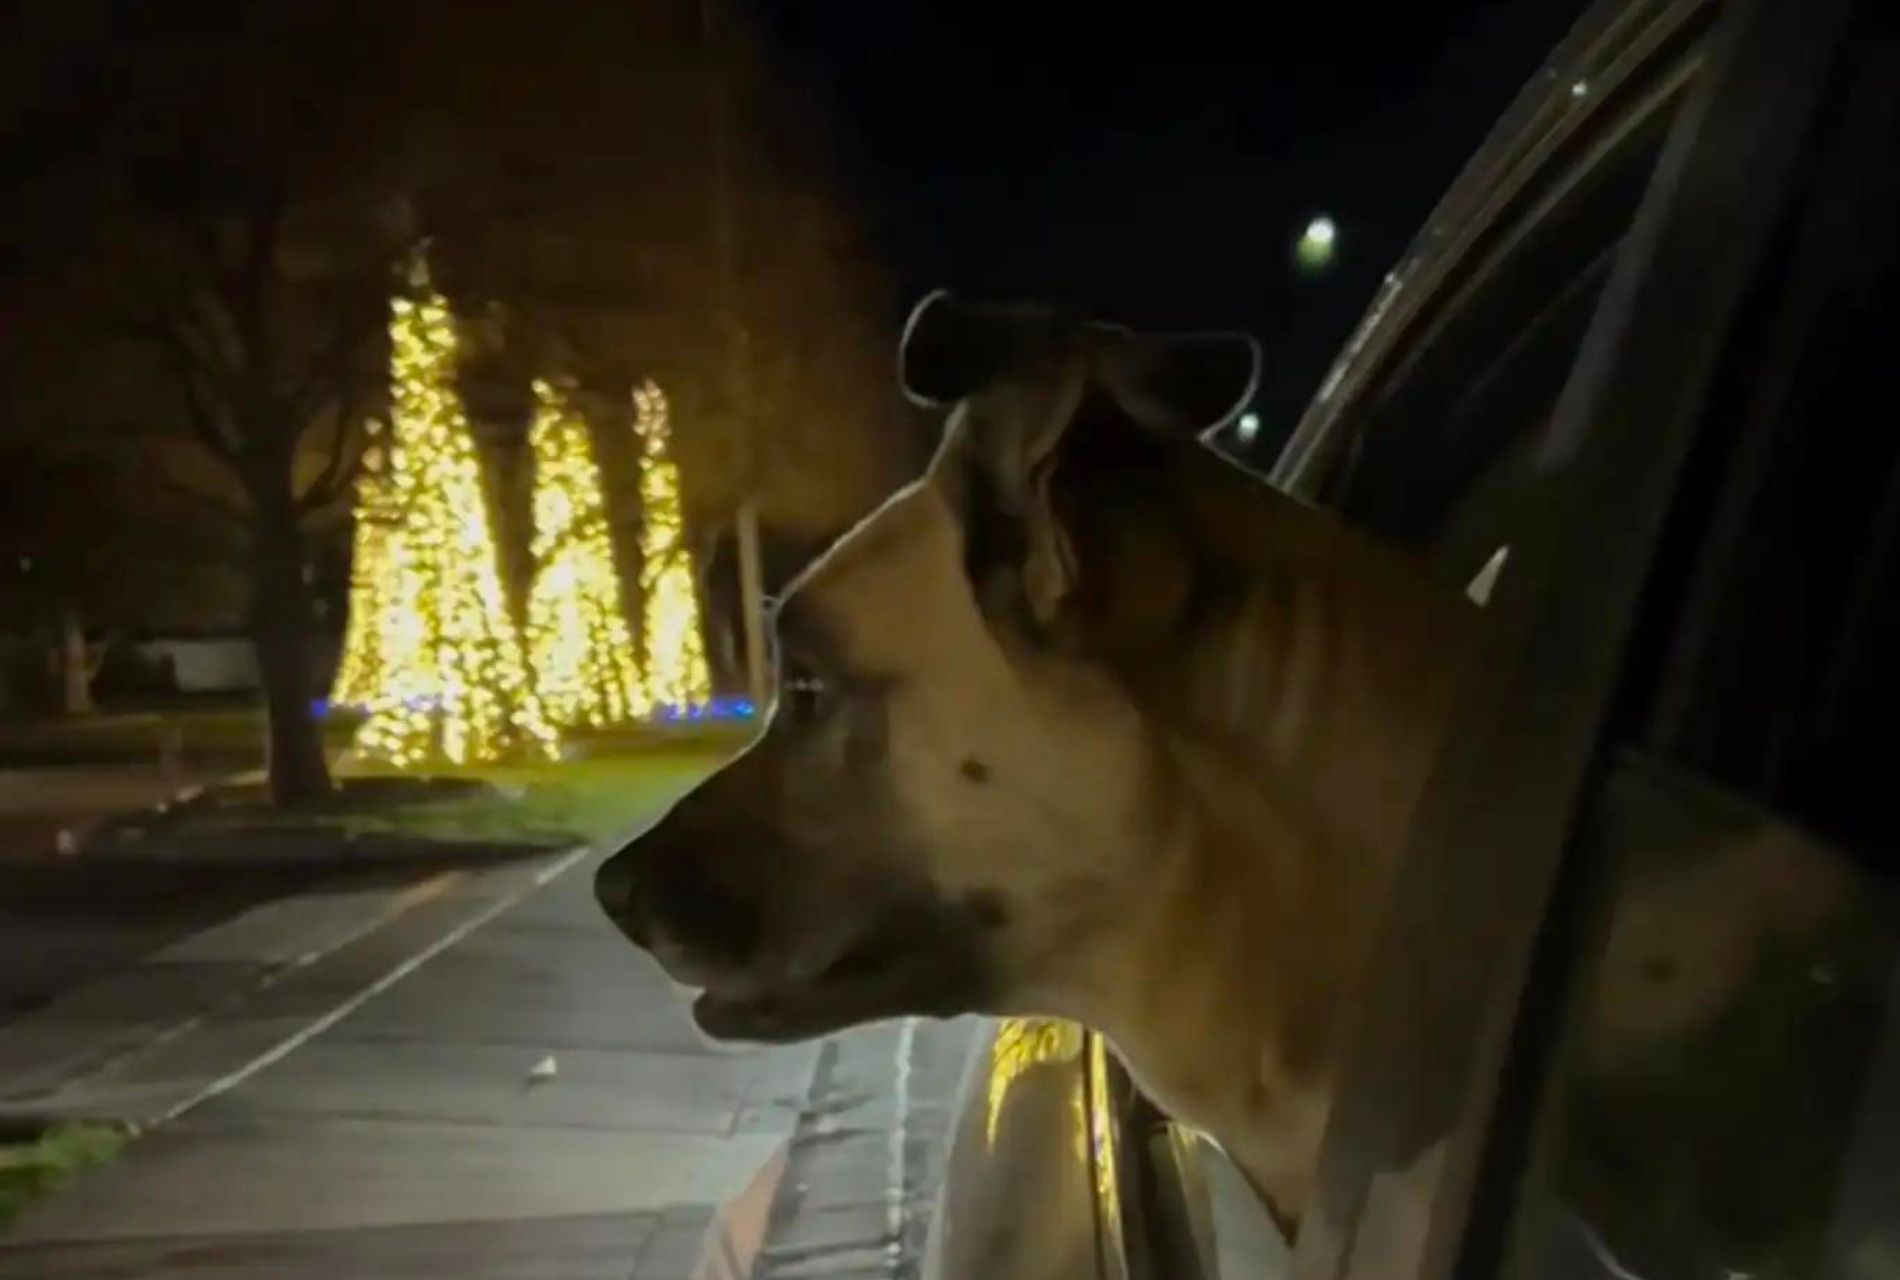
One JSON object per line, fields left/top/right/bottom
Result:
{"left": 1331, "top": 83, "right": 1677, "bottom": 586}
{"left": 1509, "top": 758, "right": 1896, "bottom": 1280}
{"left": 1316, "top": 31, "right": 1698, "bottom": 594}
{"left": 1500, "top": 32, "right": 1900, "bottom": 1277}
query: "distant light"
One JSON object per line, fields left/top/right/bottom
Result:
{"left": 1296, "top": 216, "right": 1338, "bottom": 272}
{"left": 1236, "top": 412, "right": 1261, "bottom": 444}
{"left": 1571, "top": 79, "right": 1589, "bottom": 99}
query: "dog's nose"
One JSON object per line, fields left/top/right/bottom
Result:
{"left": 594, "top": 854, "right": 649, "bottom": 945}
{"left": 649, "top": 853, "right": 764, "bottom": 967}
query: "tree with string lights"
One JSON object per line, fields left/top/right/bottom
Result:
{"left": 348, "top": 256, "right": 559, "bottom": 767}
{"left": 631, "top": 380, "right": 711, "bottom": 714}
{"left": 524, "top": 379, "right": 642, "bottom": 727}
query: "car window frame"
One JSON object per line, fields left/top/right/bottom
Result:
{"left": 1270, "top": 0, "right": 1716, "bottom": 502}
{"left": 1264, "top": 0, "right": 1868, "bottom": 1277}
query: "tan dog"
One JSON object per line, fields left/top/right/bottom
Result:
{"left": 596, "top": 295, "right": 1867, "bottom": 1252}
{"left": 596, "top": 293, "right": 1484, "bottom": 1224}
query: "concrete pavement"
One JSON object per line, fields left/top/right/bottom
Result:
{"left": 0, "top": 764, "right": 282, "bottom": 1020}
{"left": 0, "top": 847, "right": 835, "bottom": 1278}
{"left": 0, "top": 857, "right": 535, "bottom": 1120}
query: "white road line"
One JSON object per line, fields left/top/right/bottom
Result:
{"left": 148, "top": 843, "right": 594, "bottom": 1128}
{"left": 25, "top": 872, "right": 465, "bottom": 1105}
{"left": 885, "top": 1016, "right": 916, "bottom": 1273}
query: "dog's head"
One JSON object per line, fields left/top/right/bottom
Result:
{"left": 596, "top": 293, "right": 1259, "bottom": 1041}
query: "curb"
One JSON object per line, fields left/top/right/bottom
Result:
{"left": 743, "top": 1017, "right": 981, "bottom": 1280}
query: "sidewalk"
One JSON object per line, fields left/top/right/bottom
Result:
{"left": 0, "top": 847, "right": 829, "bottom": 1279}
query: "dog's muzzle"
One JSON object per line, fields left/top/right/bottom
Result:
{"left": 592, "top": 854, "right": 649, "bottom": 945}
{"left": 594, "top": 819, "right": 999, "bottom": 1044}
{"left": 594, "top": 836, "right": 770, "bottom": 977}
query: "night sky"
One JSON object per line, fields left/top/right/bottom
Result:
{"left": 751, "top": 0, "right": 1588, "bottom": 429}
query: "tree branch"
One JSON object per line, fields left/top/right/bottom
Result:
{"left": 227, "top": 190, "right": 286, "bottom": 445}
{"left": 167, "top": 343, "right": 242, "bottom": 463}
{"left": 296, "top": 411, "right": 370, "bottom": 512}
{"left": 287, "top": 303, "right": 386, "bottom": 421}
{"left": 285, "top": 231, "right": 421, "bottom": 418}
{"left": 153, "top": 471, "right": 249, "bottom": 525}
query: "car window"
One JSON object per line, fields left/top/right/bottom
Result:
{"left": 1273, "top": 0, "right": 1716, "bottom": 504}
{"left": 1283, "top": 0, "right": 1870, "bottom": 1274}
{"left": 1494, "top": 30, "right": 1900, "bottom": 1277}
{"left": 1323, "top": 47, "right": 1690, "bottom": 589}
{"left": 1508, "top": 759, "right": 1896, "bottom": 1280}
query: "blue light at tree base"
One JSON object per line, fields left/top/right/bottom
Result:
{"left": 652, "top": 696, "right": 757, "bottom": 723}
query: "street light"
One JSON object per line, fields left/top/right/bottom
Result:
{"left": 1236, "top": 412, "right": 1261, "bottom": 445}
{"left": 1296, "top": 215, "right": 1338, "bottom": 272}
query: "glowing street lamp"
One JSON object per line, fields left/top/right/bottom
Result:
{"left": 1296, "top": 215, "right": 1338, "bottom": 272}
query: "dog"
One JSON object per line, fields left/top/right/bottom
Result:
{"left": 596, "top": 294, "right": 1874, "bottom": 1259}
{"left": 595, "top": 291, "right": 1491, "bottom": 1225}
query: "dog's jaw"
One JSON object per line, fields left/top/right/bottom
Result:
{"left": 655, "top": 890, "right": 1001, "bottom": 1044}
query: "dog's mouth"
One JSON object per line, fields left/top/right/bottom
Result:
{"left": 688, "top": 912, "right": 985, "bottom": 1043}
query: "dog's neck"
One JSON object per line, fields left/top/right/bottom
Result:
{"left": 1048, "top": 729, "right": 1368, "bottom": 1224}
{"left": 1064, "top": 440, "right": 1478, "bottom": 862}
{"left": 1048, "top": 438, "right": 1480, "bottom": 1223}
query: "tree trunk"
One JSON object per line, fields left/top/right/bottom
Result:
{"left": 59, "top": 602, "right": 94, "bottom": 716}
{"left": 250, "top": 485, "right": 333, "bottom": 808}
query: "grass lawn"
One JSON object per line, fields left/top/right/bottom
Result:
{"left": 0, "top": 1124, "right": 126, "bottom": 1229}
{"left": 336, "top": 740, "right": 744, "bottom": 847}
{"left": 71, "top": 724, "right": 754, "bottom": 860}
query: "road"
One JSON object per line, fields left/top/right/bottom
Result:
{"left": 0, "top": 839, "right": 976, "bottom": 1279}
{"left": 0, "top": 761, "right": 248, "bottom": 1014}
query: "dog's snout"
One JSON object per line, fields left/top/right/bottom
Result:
{"left": 650, "top": 853, "right": 764, "bottom": 966}
{"left": 594, "top": 854, "right": 648, "bottom": 939}
{"left": 595, "top": 831, "right": 770, "bottom": 971}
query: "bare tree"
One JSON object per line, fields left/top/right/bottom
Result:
{"left": 1, "top": 3, "right": 413, "bottom": 805}
{"left": 106, "top": 188, "right": 408, "bottom": 804}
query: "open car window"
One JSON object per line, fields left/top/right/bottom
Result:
{"left": 1497, "top": 18, "right": 1900, "bottom": 1275}
{"left": 1273, "top": 0, "right": 1896, "bottom": 1276}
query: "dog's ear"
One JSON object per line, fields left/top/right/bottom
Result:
{"left": 952, "top": 324, "right": 1261, "bottom": 634}
{"left": 1093, "top": 329, "right": 1261, "bottom": 439}
{"left": 898, "top": 291, "right": 1072, "bottom": 408}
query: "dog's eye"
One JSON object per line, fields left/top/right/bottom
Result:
{"left": 783, "top": 671, "right": 831, "bottom": 722}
